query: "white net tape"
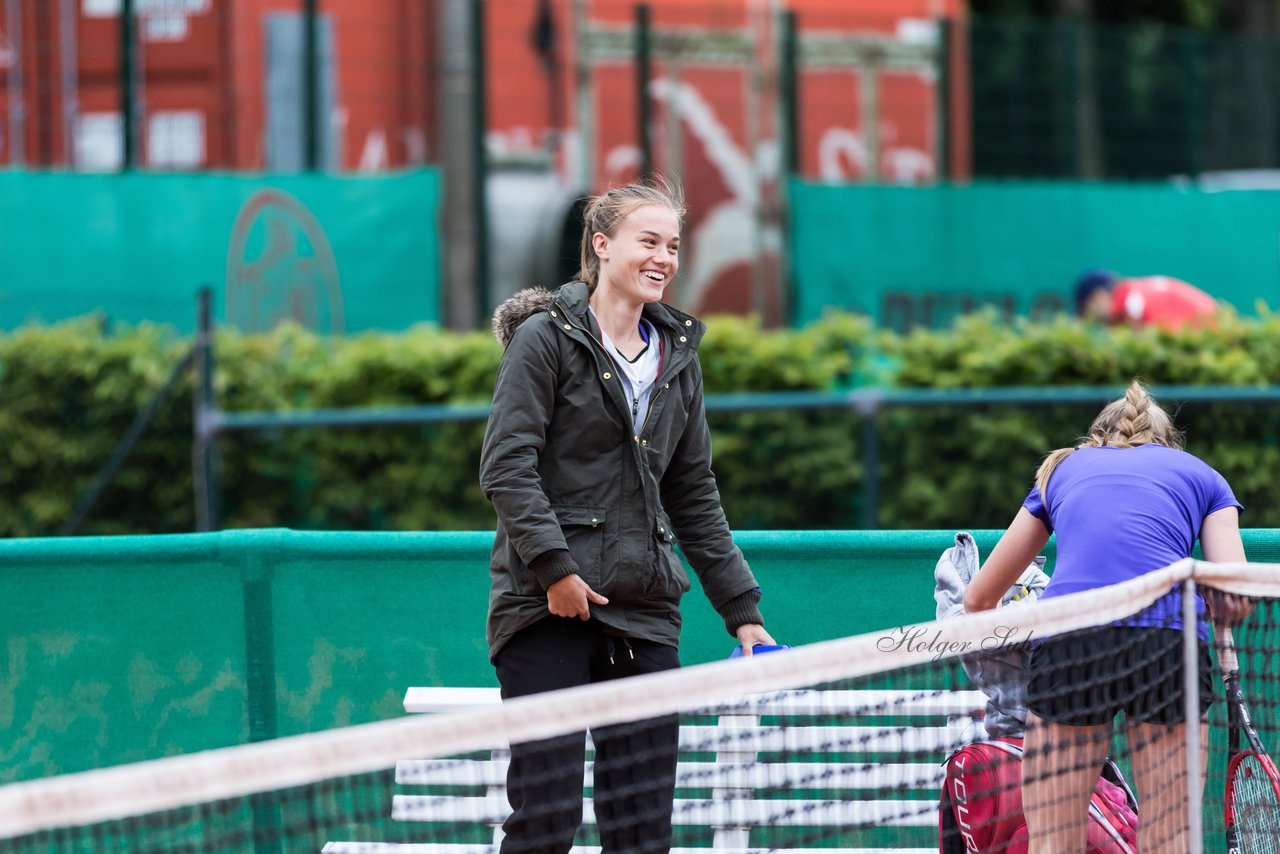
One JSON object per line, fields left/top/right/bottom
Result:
{"left": 0, "top": 559, "right": 1274, "bottom": 844}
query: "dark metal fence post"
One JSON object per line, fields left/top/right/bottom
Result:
{"left": 193, "top": 287, "right": 220, "bottom": 531}
{"left": 471, "top": 0, "right": 490, "bottom": 321}
{"left": 1184, "top": 30, "right": 1204, "bottom": 179}
{"left": 635, "top": 3, "right": 653, "bottom": 178}
{"left": 302, "top": 0, "right": 320, "bottom": 171}
{"left": 244, "top": 549, "right": 283, "bottom": 853}
{"left": 120, "top": 0, "right": 136, "bottom": 170}
{"left": 7, "top": 0, "right": 24, "bottom": 166}
{"left": 60, "top": 347, "right": 195, "bottom": 536}
{"left": 777, "top": 9, "right": 799, "bottom": 325}
{"left": 856, "top": 396, "right": 880, "bottom": 530}
{"left": 778, "top": 10, "right": 799, "bottom": 178}
{"left": 936, "top": 18, "right": 951, "bottom": 181}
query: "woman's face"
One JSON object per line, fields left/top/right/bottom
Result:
{"left": 593, "top": 204, "right": 681, "bottom": 304}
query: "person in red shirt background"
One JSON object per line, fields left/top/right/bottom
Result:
{"left": 1074, "top": 268, "right": 1219, "bottom": 331}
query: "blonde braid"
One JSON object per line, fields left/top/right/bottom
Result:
{"left": 1109, "top": 382, "right": 1155, "bottom": 447}
{"left": 1036, "top": 379, "right": 1181, "bottom": 500}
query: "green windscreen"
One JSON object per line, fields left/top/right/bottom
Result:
{"left": 4, "top": 527, "right": 1278, "bottom": 784}
{"left": 788, "top": 179, "right": 1280, "bottom": 330}
{"left": 0, "top": 169, "right": 440, "bottom": 334}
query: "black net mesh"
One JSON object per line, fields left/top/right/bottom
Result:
{"left": 1, "top": 568, "right": 1277, "bottom": 853}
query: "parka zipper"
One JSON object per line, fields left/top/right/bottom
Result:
{"left": 555, "top": 298, "right": 679, "bottom": 552}
{"left": 556, "top": 299, "right": 675, "bottom": 442}
{"left": 557, "top": 300, "right": 610, "bottom": 355}
{"left": 635, "top": 383, "right": 668, "bottom": 440}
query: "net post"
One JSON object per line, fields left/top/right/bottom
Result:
{"left": 712, "top": 706, "right": 756, "bottom": 849}
{"left": 1183, "top": 575, "right": 1204, "bottom": 854}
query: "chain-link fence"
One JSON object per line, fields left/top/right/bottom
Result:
{"left": 7, "top": 4, "right": 1280, "bottom": 181}
{"left": 971, "top": 14, "right": 1280, "bottom": 180}
{"left": 0, "top": 0, "right": 441, "bottom": 172}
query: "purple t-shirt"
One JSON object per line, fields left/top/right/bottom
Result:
{"left": 1022, "top": 444, "right": 1242, "bottom": 635}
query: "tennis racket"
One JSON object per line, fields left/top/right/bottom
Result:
{"left": 1220, "top": 624, "right": 1280, "bottom": 853}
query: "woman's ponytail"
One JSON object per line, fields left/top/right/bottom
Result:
{"left": 1035, "top": 379, "right": 1182, "bottom": 502}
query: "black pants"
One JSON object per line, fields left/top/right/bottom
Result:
{"left": 493, "top": 617, "right": 681, "bottom": 854}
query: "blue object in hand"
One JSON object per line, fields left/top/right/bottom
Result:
{"left": 729, "top": 643, "right": 792, "bottom": 659}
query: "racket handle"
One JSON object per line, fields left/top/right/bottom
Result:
{"left": 1217, "top": 623, "right": 1239, "bottom": 675}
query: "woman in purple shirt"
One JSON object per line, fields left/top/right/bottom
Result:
{"left": 965, "top": 380, "right": 1247, "bottom": 854}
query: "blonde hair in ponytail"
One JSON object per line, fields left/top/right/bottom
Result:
{"left": 1035, "top": 379, "right": 1182, "bottom": 500}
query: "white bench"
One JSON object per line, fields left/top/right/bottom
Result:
{"left": 325, "top": 686, "right": 987, "bottom": 854}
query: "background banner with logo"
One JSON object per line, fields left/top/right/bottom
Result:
{"left": 789, "top": 180, "right": 1280, "bottom": 330}
{"left": 0, "top": 169, "right": 440, "bottom": 334}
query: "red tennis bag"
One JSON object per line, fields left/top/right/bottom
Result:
{"left": 938, "top": 737, "right": 1139, "bottom": 853}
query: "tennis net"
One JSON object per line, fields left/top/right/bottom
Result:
{"left": 0, "top": 559, "right": 1275, "bottom": 853}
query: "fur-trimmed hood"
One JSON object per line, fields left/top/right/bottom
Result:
{"left": 492, "top": 287, "right": 556, "bottom": 348}
{"left": 490, "top": 282, "right": 705, "bottom": 349}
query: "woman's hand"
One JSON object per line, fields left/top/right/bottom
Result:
{"left": 1206, "top": 589, "right": 1254, "bottom": 627}
{"left": 964, "top": 508, "right": 1051, "bottom": 613}
{"left": 546, "top": 574, "right": 609, "bottom": 620}
{"left": 1201, "top": 506, "right": 1251, "bottom": 626}
{"left": 735, "top": 623, "right": 777, "bottom": 656}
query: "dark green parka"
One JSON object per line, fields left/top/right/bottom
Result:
{"left": 479, "top": 282, "right": 763, "bottom": 661}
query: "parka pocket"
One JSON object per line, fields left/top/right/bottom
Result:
{"left": 552, "top": 505, "right": 606, "bottom": 586}
{"left": 650, "top": 514, "right": 691, "bottom": 600}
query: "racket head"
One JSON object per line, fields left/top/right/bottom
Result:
{"left": 1225, "top": 749, "right": 1280, "bottom": 851}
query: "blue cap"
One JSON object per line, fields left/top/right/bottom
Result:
{"left": 1074, "top": 268, "right": 1118, "bottom": 316}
